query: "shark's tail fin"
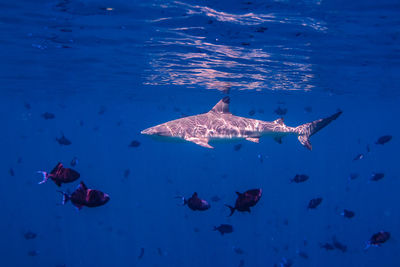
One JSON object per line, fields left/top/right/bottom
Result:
{"left": 295, "top": 110, "right": 342, "bottom": 150}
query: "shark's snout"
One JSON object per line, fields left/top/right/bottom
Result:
{"left": 141, "top": 125, "right": 170, "bottom": 136}
{"left": 141, "top": 128, "right": 152, "bottom": 135}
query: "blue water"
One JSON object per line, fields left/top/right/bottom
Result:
{"left": 1, "top": 0, "right": 399, "bottom": 266}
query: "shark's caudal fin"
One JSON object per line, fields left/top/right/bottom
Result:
{"left": 295, "top": 110, "right": 342, "bottom": 150}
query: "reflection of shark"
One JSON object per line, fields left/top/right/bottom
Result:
{"left": 141, "top": 97, "right": 342, "bottom": 150}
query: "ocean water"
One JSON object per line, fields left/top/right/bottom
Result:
{"left": 1, "top": 0, "right": 399, "bottom": 266}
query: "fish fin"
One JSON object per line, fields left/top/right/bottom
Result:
{"left": 245, "top": 137, "right": 259, "bottom": 143}
{"left": 55, "top": 180, "right": 62, "bottom": 187}
{"left": 210, "top": 96, "right": 231, "bottom": 114}
{"left": 235, "top": 192, "right": 242, "bottom": 196}
{"left": 274, "top": 118, "right": 285, "bottom": 125}
{"left": 192, "top": 192, "right": 198, "bottom": 197}
{"left": 186, "top": 137, "right": 213, "bottom": 149}
{"left": 274, "top": 136, "right": 283, "bottom": 144}
{"left": 295, "top": 110, "right": 342, "bottom": 150}
{"left": 37, "top": 171, "right": 48, "bottom": 184}
{"left": 50, "top": 162, "right": 63, "bottom": 174}
{"left": 79, "top": 181, "right": 88, "bottom": 191}
{"left": 75, "top": 204, "right": 83, "bottom": 211}
{"left": 246, "top": 207, "right": 251, "bottom": 213}
{"left": 225, "top": 204, "right": 235, "bottom": 216}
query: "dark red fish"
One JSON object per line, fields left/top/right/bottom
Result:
{"left": 37, "top": 163, "right": 80, "bottom": 186}
{"left": 225, "top": 188, "right": 262, "bottom": 216}
{"left": 307, "top": 197, "right": 323, "bottom": 209}
{"left": 370, "top": 173, "right": 384, "bottom": 181}
{"left": 365, "top": 231, "right": 390, "bottom": 249}
{"left": 213, "top": 224, "right": 233, "bottom": 235}
{"left": 375, "top": 135, "right": 392, "bottom": 145}
{"left": 181, "top": 192, "right": 210, "bottom": 211}
{"left": 58, "top": 181, "right": 110, "bottom": 210}
{"left": 291, "top": 174, "right": 309, "bottom": 183}
{"left": 341, "top": 209, "right": 355, "bottom": 218}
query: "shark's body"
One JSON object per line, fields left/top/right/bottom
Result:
{"left": 141, "top": 97, "right": 342, "bottom": 150}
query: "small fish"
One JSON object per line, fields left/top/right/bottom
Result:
{"left": 233, "top": 247, "right": 244, "bottom": 254}
{"left": 349, "top": 173, "right": 359, "bottom": 180}
{"left": 280, "top": 257, "right": 293, "bottom": 267}
{"left": 248, "top": 110, "right": 255, "bottom": 116}
{"left": 98, "top": 105, "right": 107, "bottom": 115}
{"left": 123, "top": 169, "right": 130, "bottom": 178}
{"left": 320, "top": 243, "right": 334, "bottom": 250}
{"left": 332, "top": 236, "right": 347, "bottom": 252}
{"left": 211, "top": 195, "right": 221, "bottom": 202}
{"left": 274, "top": 107, "right": 287, "bottom": 116}
{"left": 129, "top": 140, "right": 141, "bottom": 147}
{"left": 255, "top": 26, "right": 268, "bottom": 33}
{"left": 58, "top": 181, "right": 110, "bottom": 210}
{"left": 238, "top": 259, "right": 245, "bottom": 267}
{"left": 56, "top": 134, "right": 71, "bottom": 145}
{"left": 9, "top": 168, "right": 15, "bottom": 176}
{"left": 304, "top": 106, "right": 312, "bottom": 113}
{"left": 138, "top": 248, "right": 144, "bottom": 259}
{"left": 307, "top": 197, "right": 322, "bottom": 209}
{"left": 375, "top": 135, "right": 392, "bottom": 145}
{"left": 24, "top": 231, "right": 37, "bottom": 240}
{"left": 37, "top": 162, "right": 80, "bottom": 186}
{"left": 341, "top": 209, "right": 355, "bottom": 219}
{"left": 370, "top": 173, "right": 384, "bottom": 181}
{"left": 353, "top": 154, "right": 364, "bottom": 161}
{"left": 41, "top": 112, "right": 55, "bottom": 120}
{"left": 365, "top": 231, "right": 390, "bottom": 249}
{"left": 290, "top": 174, "right": 309, "bottom": 183}
{"left": 157, "top": 248, "right": 164, "bottom": 256}
{"left": 24, "top": 102, "right": 31, "bottom": 110}
{"left": 28, "top": 250, "right": 39, "bottom": 256}
{"left": 225, "top": 189, "right": 262, "bottom": 216}
{"left": 214, "top": 224, "right": 233, "bottom": 235}
{"left": 17, "top": 157, "right": 22, "bottom": 164}
{"left": 234, "top": 144, "right": 242, "bottom": 151}
{"left": 180, "top": 192, "right": 210, "bottom": 211}
{"left": 70, "top": 157, "right": 78, "bottom": 167}
{"left": 366, "top": 144, "right": 371, "bottom": 152}
{"left": 297, "top": 251, "right": 308, "bottom": 259}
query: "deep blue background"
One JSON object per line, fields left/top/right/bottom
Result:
{"left": 0, "top": 0, "right": 399, "bottom": 266}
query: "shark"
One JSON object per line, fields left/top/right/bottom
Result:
{"left": 141, "top": 97, "right": 342, "bottom": 150}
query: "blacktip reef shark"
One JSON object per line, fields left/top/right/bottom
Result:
{"left": 141, "top": 97, "right": 342, "bottom": 150}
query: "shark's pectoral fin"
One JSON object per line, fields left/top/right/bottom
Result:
{"left": 298, "top": 135, "right": 312, "bottom": 150}
{"left": 274, "top": 136, "right": 283, "bottom": 144}
{"left": 245, "top": 137, "right": 259, "bottom": 143}
{"left": 186, "top": 137, "right": 214, "bottom": 149}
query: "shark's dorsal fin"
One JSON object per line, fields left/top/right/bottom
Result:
{"left": 210, "top": 97, "right": 231, "bottom": 114}
{"left": 274, "top": 118, "right": 284, "bottom": 125}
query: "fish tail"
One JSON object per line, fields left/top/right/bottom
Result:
{"left": 37, "top": 171, "right": 48, "bottom": 184}
{"left": 363, "top": 242, "right": 371, "bottom": 250}
{"left": 225, "top": 204, "right": 235, "bottom": 216}
{"left": 294, "top": 110, "right": 342, "bottom": 150}
{"left": 175, "top": 196, "right": 186, "bottom": 206}
{"left": 57, "top": 190, "right": 70, "bottom": 205}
